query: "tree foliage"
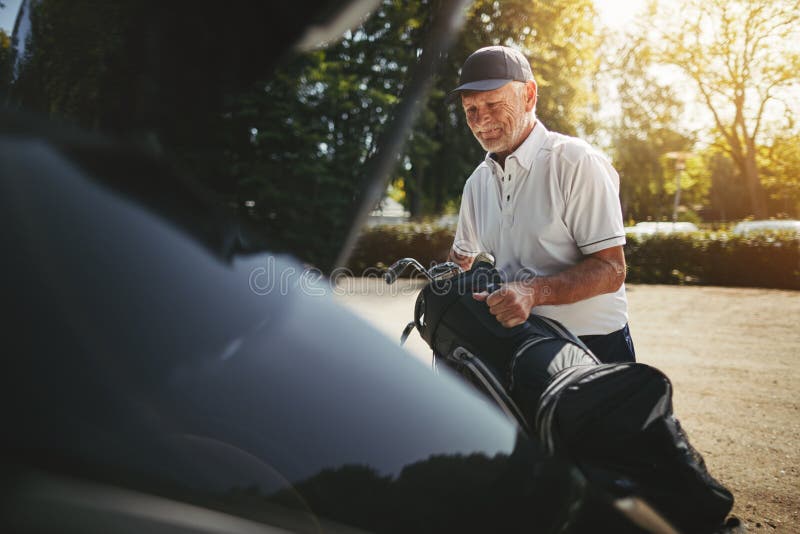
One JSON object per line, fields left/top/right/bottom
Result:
{"left": 643, "top": 0, "right": 800, "bottom": 218}
{"left": 6, "top": 0, "right": 606, "bottom": 269}
{"left": 699, "top": 142, "right": 750, "bottom": 221}
{"left": 759, "top": 133, "right": 800, "bottom": 215}
{"left": 605, "top": 34, "right": 697, "bottom": 221}
{"left": 10, "top": 1, "right": 129, "bottom": 128}
{"left": 0, "top": 29, "right": 11, "bottom": 97}
{"left": 227, "top": 1, "right": 431, "bottom": 267}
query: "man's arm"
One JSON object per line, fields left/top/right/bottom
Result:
{"left": 473, "top": 246, "right": 626, "bottom": 328}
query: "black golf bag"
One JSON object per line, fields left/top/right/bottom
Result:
{"left": 411, "top": 260, "right": 734, "bottom": 534}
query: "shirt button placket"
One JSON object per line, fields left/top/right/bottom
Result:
{"left": 502, "top": 172, "right": 513, "bottom": 228}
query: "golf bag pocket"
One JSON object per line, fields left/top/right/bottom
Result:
{"left": 536, "top": 363, "right": 734, "bottom": 534}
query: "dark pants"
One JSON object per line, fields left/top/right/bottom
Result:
{"left": 579, "top": 324, "right": 636, "bottom": 364}
{"left": 509, "top": 323, "right": 636, "bottom": 425}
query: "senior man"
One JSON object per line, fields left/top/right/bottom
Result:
{"left": 449, "top": 45, "right": 635, "bottom": 364}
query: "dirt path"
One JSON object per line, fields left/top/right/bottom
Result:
{"left": 335, "top": 281, "right": 800, "bottom": 532}
{"left": 626, "top": 285, "right": 799, "bottom": 532}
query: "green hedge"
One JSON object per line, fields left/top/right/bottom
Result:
{"left": 347, "top": 223, "right": 455, "bottom": 273}
{"left": 624, "top": 231, "right": 799, "bottom": 289}
{"left": 349, "top": 224, "right": 800, "bottom": 290}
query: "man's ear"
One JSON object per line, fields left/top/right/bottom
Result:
{"left": 525, "top": 80, "right": 537, "bottom": 112}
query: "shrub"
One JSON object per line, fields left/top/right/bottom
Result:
{"left": 347, "top": 223, "right": 455, "bottom": 274}
{"left": 625, "top": 231, "right": 800, "bottom": 289}
{"left": 349, "top": 225, "right": 800, "bottom": 290}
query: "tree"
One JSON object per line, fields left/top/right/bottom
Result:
{"left": 227, "top": 0, "right": 434, "bottom": 268}
{"left": 759, "top": 133, "right": 800, "bottom": 216}
{"left": 7, "top": 0, "right": 605, "bottom": 268}
{"left": 10, "top": 1, "right": 130, "bottom": 128}
{"left": 604, "top": 34, "right": 697, "bottom": 221}
{"left": 0, "top": 29, "right": 11, "bottom": 97}
{"left": 699, "top": 142, "right": 749, "bottom": 221}
{"left": 647, "top": 0, "right": 800, "bottom": 218}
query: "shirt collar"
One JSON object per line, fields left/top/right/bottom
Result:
{"left": 484, "top": 120, "right": 548, "bottom": 175}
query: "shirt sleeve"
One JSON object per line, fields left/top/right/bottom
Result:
{"left": 453, "top": 180, "right": 481, "bottom": 257}
{"left": 563, "top": 153, "right": 626, "bottom": 255}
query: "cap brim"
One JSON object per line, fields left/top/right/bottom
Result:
{"left": 446, "top": 79, "right": 513, "bottom": 103}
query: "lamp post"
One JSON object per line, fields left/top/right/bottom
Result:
{"left": 665, "top": 151, "right": 693, "bottom": 223}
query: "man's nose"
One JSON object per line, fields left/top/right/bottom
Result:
{"left": 474, "top": 107, "right": 490, "bottom": 125}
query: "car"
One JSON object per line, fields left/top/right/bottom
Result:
{"left": 0, "top": 1, "right": 653, "bottom": 533}
{"left": 731, "top": 219, "right": 800, "bottom": 236}
{"left": 434, "top": 213, "right": 460, "bottom": 228}
{"left": 624, "top": 221, "right": 699, "bottom": 236}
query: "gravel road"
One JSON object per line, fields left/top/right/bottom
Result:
{"left": 335, "top": 280, "right": 800, "bottom": 532}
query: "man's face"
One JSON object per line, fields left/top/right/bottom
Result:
{"left": 461, "top": 82, "right": 534, "bottom": 157}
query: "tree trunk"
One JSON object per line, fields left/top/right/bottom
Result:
{"left": 409, "top": 167, "right": 424, "bottom": 218}
{"left": 743, "top": 146, "right": 768, "bottom": 218}
{"left": 433, "top": 171, "right": 444, "bottom": 214}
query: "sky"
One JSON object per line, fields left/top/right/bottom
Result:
{"left": 593, "top": 0, "right": 647, "bottom": 29}
{"left": 0, "top": 0, "right": 22, "bottom": 34}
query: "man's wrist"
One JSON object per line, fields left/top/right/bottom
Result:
{"left": 525, "top": 276, "right": 552, "bottom": 307}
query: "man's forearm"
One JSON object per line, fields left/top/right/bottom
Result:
{"left": 525, "top": 247, "right": 626, "bottom": 307}
{"left": 472, "top": 246, "right": 625, "bottom": 328}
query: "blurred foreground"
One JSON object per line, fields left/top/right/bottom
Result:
{"left": 336, "top": 280, "right": 800, "bottom": 530}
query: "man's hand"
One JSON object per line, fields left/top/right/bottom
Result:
{"left": 449, "top": 249, "right": 474, "bottom": 271}
{"left": 471, "top": 246, "right": 625, "bottom": 328}
{"left": 473, "top": 281, "right": 536, "bottom": 328}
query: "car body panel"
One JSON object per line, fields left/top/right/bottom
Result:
{"left": 624, "top": 222, "right": 699, "bottom": 236}
{"left": 731, "top": 219, "right": 800, "bottom": 235}
{"left": 0, "top": 128, "right": 597, "bottom": 532}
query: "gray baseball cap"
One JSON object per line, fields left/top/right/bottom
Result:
{"left": 450, "top": 46, "right": 534, "bottom": 96}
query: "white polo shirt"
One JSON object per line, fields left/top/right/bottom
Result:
{"left": 453, "top": 121, "right": 628, "bottom": 336}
